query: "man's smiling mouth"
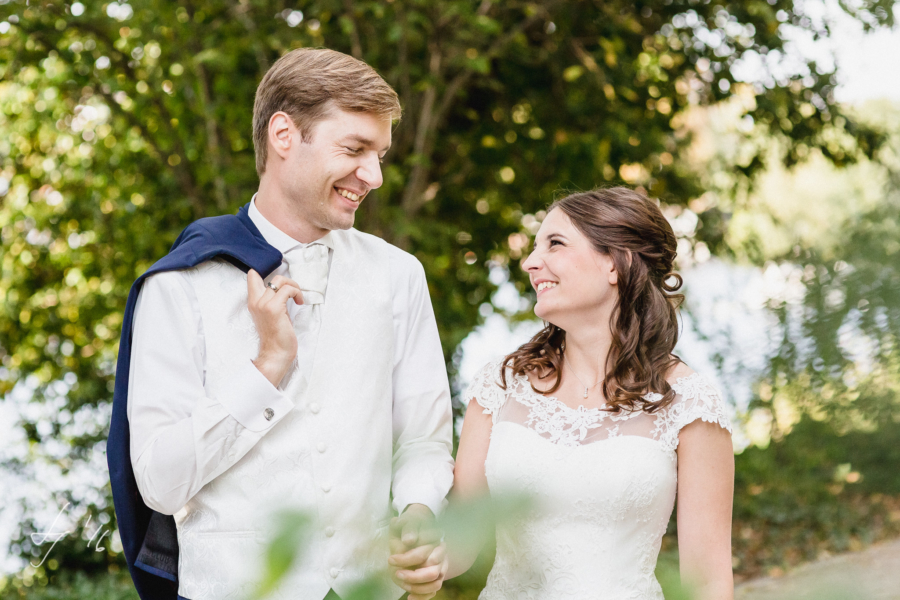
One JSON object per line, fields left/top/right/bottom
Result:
{"left": 335, "top": 187, "right": 364, "bottom": 202}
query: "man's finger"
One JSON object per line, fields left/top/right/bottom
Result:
{"left": 388, "top": 544, "right": 435, "bottom": 568}
{"left": 401, "top": 518, "right": 420, "bottom": 546}
{"left": 247, "top": 269, "right": 265, "bottom": 303}
{"left": 396, "top": 564, "right": 442, "bottom": 585}
{"left": 267, "top": 275, "right": 302, "bottom": 292}
{"left": 421, "top": 543, "right": 446, "bottom": 568}
{"left": 389, "top": 537, "right": 405, "bottom": 553}
{"left": 389, "top": 515, "right": 405, "bottom": 537}
{"left": 415, "top": 526, "right": 442, "bottom": 546}
{"left": 272, "top": 282, "right": 303, "bottom": 307}
{"left": 396, "top": 578, "right": 442, "bottom": 596}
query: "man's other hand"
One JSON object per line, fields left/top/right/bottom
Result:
{"left": 388, "top": 504, "right": 447, "bottom": 600}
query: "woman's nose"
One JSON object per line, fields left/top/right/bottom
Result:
{"left": 521, "top": 249, "right": 540, "bottom": 271}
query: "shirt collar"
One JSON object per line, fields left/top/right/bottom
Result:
{"left": 248, "top": 194, "right": 334, "bottom": 254}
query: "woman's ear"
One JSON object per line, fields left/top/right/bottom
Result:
{"left": 592, "top": 251, "right": 620, "bottom": 286}
{"left": 604, "top": 253, "right": 619, "bottom": 286}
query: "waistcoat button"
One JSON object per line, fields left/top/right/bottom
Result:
{"left": 325, "top": 526, "right": 335, "bottom": 537}
{"left": 309, "top": 403, "right": 320, "bottom": 414}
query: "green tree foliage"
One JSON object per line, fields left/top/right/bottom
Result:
{"left": 735, "top": 148, "right": 900, "bottom": 576}
{"left": 675, "top": 101, "right": 900, "bottom": 579}
{"left": 726, "top": 102, "right": 900, "bottom": 444}
{"left": 0, "top": 0, "right": 895, "bottom": 591}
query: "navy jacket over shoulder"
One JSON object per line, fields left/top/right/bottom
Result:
{"left": 107, "top": 204, "right": 282, "bottom": 599}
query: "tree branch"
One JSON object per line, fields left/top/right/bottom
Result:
{"left": 95, "top": 87, "right": 204, "bottom": 215}
{"left": 186, "top": 1, "right": 228, "bottom": 210}
{"left": 434, "top": 3, "right": 555, "bottom": 127}
{"left": 398, "top": 3, "right": 558, "bottom": 221}
{"left": 400, "top": 43, "right": 442, "bottom": 215}
{"left": 60, "top": 24, "right": 205, "bottom": 215}
{"left": 342, "top": 0, "right": 364, "bottom": 59}
{"left": 231, "top": 0, "right": 269, "bottom": 74}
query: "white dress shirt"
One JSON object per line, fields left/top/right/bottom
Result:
{"left": 127, "top": 198, "right": 453, "bottom": 517}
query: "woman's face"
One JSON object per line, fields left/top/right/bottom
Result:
{"left": 521, "top": 208, "right": 619, "bottom": 328}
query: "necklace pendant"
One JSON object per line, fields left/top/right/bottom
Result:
{"left": 583, "top": 387, "right": 589, "bottom": 399}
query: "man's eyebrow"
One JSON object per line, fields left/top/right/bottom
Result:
{"left": 341, "top": 134, "right": 391, "bottom": 153}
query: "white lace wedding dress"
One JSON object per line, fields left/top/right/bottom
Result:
{"left": 465, "top": 359, "right": 732, "bottom": 600}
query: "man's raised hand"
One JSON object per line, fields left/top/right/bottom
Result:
{"left": 247, "top": 269, "right": 303, "bottom": 386}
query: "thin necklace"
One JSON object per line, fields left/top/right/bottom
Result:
{"left": 564, "top": 352, "right": 603, "bottom": 399}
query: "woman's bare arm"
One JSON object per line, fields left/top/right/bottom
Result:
{"left": 676, "top": 418, "right": 735, "bottom": 600}
{"left": 445, "top": 399, "right": 494, "bottom": 578}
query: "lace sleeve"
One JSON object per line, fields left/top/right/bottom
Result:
{"left": 463, "top": 359, "right": 508, "bottom": 424}
{"left": 653, "top": 373, "right": 732, "bottom": 453}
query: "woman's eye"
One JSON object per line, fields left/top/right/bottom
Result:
{"left": 549, "top": 239, "right": 562, "bottom": 247}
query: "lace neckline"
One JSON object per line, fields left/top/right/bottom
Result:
{"left": 502, "top": 370, "right": 711, "bottom": 448}
{"left": 511, "top": 370, "right": 706, "bottom": 415}
{"left": 467, "top": 358, "right": 731, "bottom": 452}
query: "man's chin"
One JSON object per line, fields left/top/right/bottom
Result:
{"left": 323, "top": 211, "right": 356, "bottom": 232}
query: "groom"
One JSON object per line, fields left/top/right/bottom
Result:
{"left": 108, "top": 48, "right": 454, "bottom": 600}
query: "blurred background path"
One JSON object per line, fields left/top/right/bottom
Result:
{"left": 736, "top": 538, "right": 900, "bottom": 600}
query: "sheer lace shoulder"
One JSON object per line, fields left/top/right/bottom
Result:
{"left": 464, "top": 359, "right": 509, "bottom": 424}
{"left": 649, "top": 372, "right": 732, "bottom": 453}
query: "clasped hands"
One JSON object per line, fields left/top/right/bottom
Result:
{"left": 388, "top": 503, "right": 448, "bottom": 600}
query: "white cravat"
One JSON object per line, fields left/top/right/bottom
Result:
{"left": 284, "top": 242, "right": 329, "bottom": 305}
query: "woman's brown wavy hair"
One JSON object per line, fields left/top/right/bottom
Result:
{"left": 500, "top": 187, "right": 685, "bottom": 413}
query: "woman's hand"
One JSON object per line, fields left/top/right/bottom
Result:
{"left": 247, "top": 269, "right": 303, "bottom": 386}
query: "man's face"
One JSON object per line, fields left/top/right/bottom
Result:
{"left": 279, "top": 109, "right": 392, "bottom": 232}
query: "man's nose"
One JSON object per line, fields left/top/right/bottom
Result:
{"left": 356, "top": 154, "right": 383, "bottom": 190}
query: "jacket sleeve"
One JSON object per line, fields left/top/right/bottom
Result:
{"left": 127, "top": 270, "right": 294, "bottom": 515}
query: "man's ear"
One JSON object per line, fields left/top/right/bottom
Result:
{"left": 268, "top": 111, "right": 294, "bottom": 160}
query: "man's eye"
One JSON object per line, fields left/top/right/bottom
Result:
{"left": 345, "top": 146, "right": 363, "bottom": 154}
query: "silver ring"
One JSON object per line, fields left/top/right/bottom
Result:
{"left": 265, "top": 282, "right": 279, "bottom": 292}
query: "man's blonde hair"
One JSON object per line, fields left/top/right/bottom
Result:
{"left": 252, "top": 48, "right": 401, "bottom": 176}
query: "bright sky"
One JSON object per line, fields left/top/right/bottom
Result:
{"left": 794, "top": 0, "right": 900, "bottom": 103}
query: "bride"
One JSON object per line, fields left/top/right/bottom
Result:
{"left": 395, "top": 187, "right": 734, "bottom": 600}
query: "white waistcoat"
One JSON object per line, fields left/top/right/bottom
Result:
{"left": 175, "top": 229, "right": 398, "bottom": 600}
